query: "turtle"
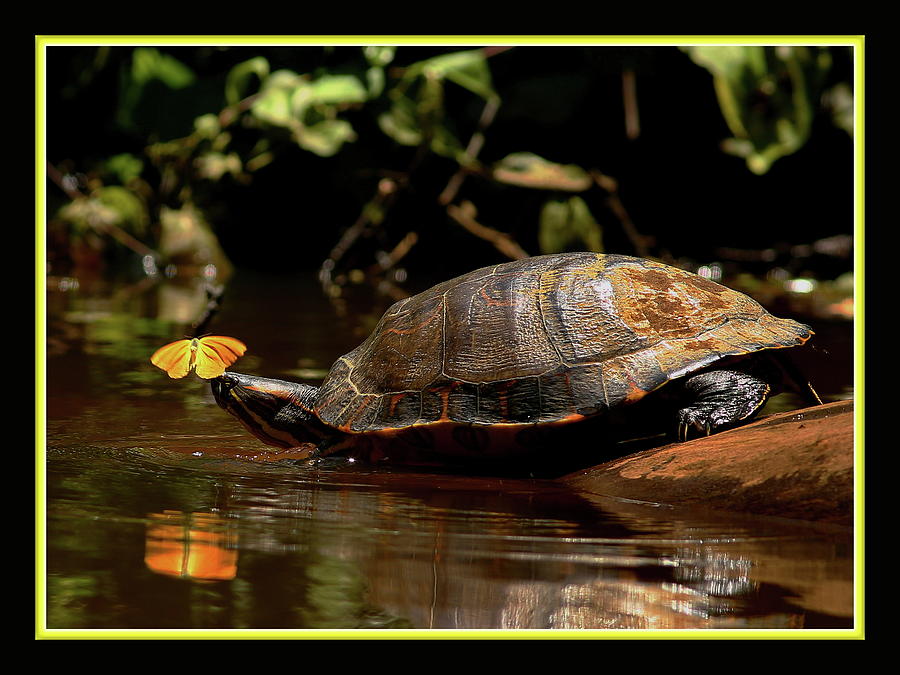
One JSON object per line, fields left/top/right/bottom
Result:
{"left": 211, "top": 253, "right": 819, "bottom": 465}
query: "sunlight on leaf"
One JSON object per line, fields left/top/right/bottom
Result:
{"left": 308, "top": 74, "right": 368, "bottom": 105}
{"left": 410, "top": 49, "right": 497, "bottom": 101}
{"left": 195, "top": 152, "right": 243, "bottom": 181}
{"left": 363, "top": 46, "right": 395, "bottom": 97}
{"left": 193, "top": 113, "right": 221, "bottom": 139}
{"left": 822, "top": 82, "right": 854, "bottom": 136}
{"left": 251, "top": 71, "right": 305, "bottom": 128}
{"left": 493, "top": 152, "right": 592, "bottom": 191}
{"left": 130, "top": 47, "right": 195, "bottom": 89}
{"left": 363, "top": 45, "right": 396, "bottom": 68}
{"left": 297, "top": 119, "right": 357, "bottom": 157}
{"left": 225, "top": 56, "right": 270, "bottom": 106}
{"left": 248, "top": 69, "right": 361, "bottom": 156}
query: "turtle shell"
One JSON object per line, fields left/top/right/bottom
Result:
{"left": 312, "top": 253, "right": 811, "bottom": 434}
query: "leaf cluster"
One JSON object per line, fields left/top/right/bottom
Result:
{"left": 47, "top": 45, "right": 853, "bottom": 279}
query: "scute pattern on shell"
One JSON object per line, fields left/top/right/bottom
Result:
{"left": 312, "top": 253, "right": 812, "bottom": 432}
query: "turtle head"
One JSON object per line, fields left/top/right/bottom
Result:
{"left": 211, "top": 372, "right": 328, "bottom": 449}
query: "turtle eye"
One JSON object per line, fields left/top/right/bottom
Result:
{"left": 210, "top": 376, "right": 240, "bottom": 406}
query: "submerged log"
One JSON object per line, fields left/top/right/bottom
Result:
{"left": 562, "top": 400, "right": 855, "bottom": 526}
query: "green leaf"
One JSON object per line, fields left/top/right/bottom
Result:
{"left": 378, "top": 50, "right": 496, "bottom": 163}
{"left": 493, "top": 152, "right": 592, "bottom": 191}
{"left": 193, "top": 113, "right": 221, "bottom": 139}
{"left": 377, "top": 95, "right": 423, "bottom": 146}
{"left": 411, "top": 49, "right": 497, "bottom": 101}
{"left": 366, "top": 66, "right": 386, "bottom": 97}
{"left": 363, "top": 46, "right": 395, "bottom": 97}
{"left": 248, "top": 70, "right": 303, "bottom": 126}
{"left": 265, "top": 69, "right": 306, "bottom": 90}
{"left": 130, "top": 47, "right": 195, "bottom": 89}
{"left": 684, "top": 45, "right": 768, "bottom": 81}
{"left": 538, "top": 196, "right": 603, "bottom": 254}
{"left": 683, "top": 45, "right": 832, "bottom": 174}
{"left": 225, "top": 56, "right": 269, "bottom": 106}
{"left": 822, "top": 82, "right": 854, "bottom": 136}
{"left": 297, "top": 119, "right": 356, "bottom": 157}
{"left": 58, "top": 186, "right": 148, "bottom": 237}
{"left": 103, "top": 153, "right": 144, "bottom": 184}
{"left": 429, "top": 123, "right": 466, "bottom": 162}
{"left": 251, "top": 86, "right": 296, "bottom": 127}
{"left": 195, "top": 152, "right": 243, "bottom": 180}
{"left": 249, "top": 69, "right": 362, "bottom": 157}
{"left": 95, "top": 186, "right": 148, "bottom": 235}
{"left": 363, "top": 45, "right": 396, "bottom": 68}
{"left": 377, "top": 91, "right": 464, "bottom": 160}
{"left": 117, "top": 48, "right": 197, "bottom": 131}
{"left": 308, "top": 74, "right": 368, "bottom": 105}
{"left": 289, "top": 83, "right": 315, "bottom": 119}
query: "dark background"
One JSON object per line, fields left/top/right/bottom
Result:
{"left": 44, "top": 44, "right": 855, "bottom": 286}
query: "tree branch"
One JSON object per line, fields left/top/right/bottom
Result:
{"left": 446, "top": 201, "right": 529, "bottom": 260}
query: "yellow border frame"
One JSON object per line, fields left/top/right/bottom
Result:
{"left": 35, "top": 34, "right": 864, "bottom": 640}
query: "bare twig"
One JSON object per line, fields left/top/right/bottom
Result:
{"left": 320, "top": 176, "right": 404, "bottom": 291}
{"left": 218, "top": 93, "right": 261, "bottom": 128}
{"left": 622, "top": 68, "right": 640, "bottom": 141}
{"left": 377, "top": 231, "right": 419, "bottom": 272}
{"left": 46, "top": 161, "right": 84, "bottom": 200}
{"left": 322, "top": 46, "right": 514, "bottom": 289}
{"left": 439, "top": 96, "right": 501, "bottom": 205}
{"left": 590, "top": 170, "right": 652, "bottom": 258}
{"left": 447, "top": 201, "right": 530, "bottom": 260}
{"left": 191, "top": 282, "right": 226, "bottom": 337}
{"left": 94, "top": 222, "right": 159, "bottom": 259}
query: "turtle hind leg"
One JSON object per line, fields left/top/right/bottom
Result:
{"left": 674, "top": 368, "right": 771, "bottom": 441}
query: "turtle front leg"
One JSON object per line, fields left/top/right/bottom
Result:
{"left": 298, "top": 435, "right": 357, "bottom": 466}
{"left": 285, "top": 440, "right": 337, "bottom": 467}
{"left": 675, "top": 369, "right": 771, "bottom": 441}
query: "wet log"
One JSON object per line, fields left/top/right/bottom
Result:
{"left": 562, "top": 400, "right": 855, "bottom": 526}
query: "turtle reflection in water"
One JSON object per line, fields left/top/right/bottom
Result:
{"left": 212, "top": 253, "right": 819, "bottom": 465}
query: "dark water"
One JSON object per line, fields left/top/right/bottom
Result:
{"left": 41, "top": 269, "right": 856, "bottom": 635}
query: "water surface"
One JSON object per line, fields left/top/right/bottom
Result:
{"left": 42, "top": 269, "right": 856, "bottom": 634}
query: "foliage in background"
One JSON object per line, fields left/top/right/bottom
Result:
{"left": 682, "top": 45, "right": 845, "bottom": 175}
{"left": 47, "top": 44, "right": 854, "bottom": 289}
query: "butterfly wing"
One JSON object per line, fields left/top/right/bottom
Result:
{"left": 150, "top": 339, "right": 194, "bottom": 379}
{"left": 193, "top": 336, "right": 247, "bottom": 379}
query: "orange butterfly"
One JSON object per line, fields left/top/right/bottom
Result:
{"left": 150, "top": 335, "right": 247, "bottom": 380}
